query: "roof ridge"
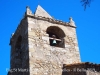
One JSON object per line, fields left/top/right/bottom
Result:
{"left": 34, "top": 5, "right": 52, "bottom": 18}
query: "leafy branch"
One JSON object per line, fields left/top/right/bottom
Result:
{"left": 81, "top": 0, "right": 93, "bottom": 10}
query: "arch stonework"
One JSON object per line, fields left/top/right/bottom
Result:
{"left": 46, "top": 26, "right": 66, "bottom": 38}
{"left": 46, "top": 26, "right": 66, "bottom": 48}
{"left": 8, "top": 5, "right": 81, "bottom": 75}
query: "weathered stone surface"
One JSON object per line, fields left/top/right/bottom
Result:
{"left": 35, "top": 5, "right": 52, "bottom": 18}
{"left": 63, "top": 62, "right": 100, "bottom": 75}
{"left": 8, "top": 5, "right": 83, "bottom": 75}
{"left": 27, "top": 12, "right": 81, "bottom": 75}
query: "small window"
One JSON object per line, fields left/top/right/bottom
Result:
{"left": 46, "top": 26, "right": 65, "bottom": 48}
{"left": 15, "top": 35, "right": 22, "bottom": 50}
{"left": 14, "top": 35, "right": 22, "bottom": 67}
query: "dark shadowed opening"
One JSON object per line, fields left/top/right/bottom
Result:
{"left": 15, "top": 35, "right": 22, "bottom": 69}
{"left": 46, "top": 26, "right": 66, "bottom": 48}
{"left": 15, "top": 35, "right": 22, "bottom": 49}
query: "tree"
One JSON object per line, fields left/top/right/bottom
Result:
{"left": 81, "top": 0, "right": 92, "bottom": 10}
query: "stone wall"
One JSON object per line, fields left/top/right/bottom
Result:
{"left": 8, "top": 6, "right": 100, "bottom": 75}
{"left": 27, "top": 14, "right": 81, "bottom": 75}
{"left": 86, "top": 70, "right": 100, "bottom": 75}
{"left": 9, "top": 7, "right": 81, "bottom": 75}
{"left": 63, "top": 62, "right": 100, "bottom": 75}
{"left": 9, "top": 18, "right": 29, "bottom": 75}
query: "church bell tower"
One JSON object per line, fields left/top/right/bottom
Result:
{"left": 9, "top": 5, "right": 81, "bottom": 75}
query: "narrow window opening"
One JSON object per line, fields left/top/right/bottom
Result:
{"left": 15, "top": 35, "right": 22, "bottom": 50}
{"left": 14, "top": 35, "right": 22, "bottom": 68}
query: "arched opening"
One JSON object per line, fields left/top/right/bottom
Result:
{"left": 15, "top": 35, "right": 22, "bottom": 68}
{"left": 46, "top": 26, "right": 66, "bottom": 48}
{"left": 15, "top": 35, "right": 22, "bottom": 50}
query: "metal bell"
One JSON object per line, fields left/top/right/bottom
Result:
{"left": 52, "top": 39, "right": 57, "bottom": 44}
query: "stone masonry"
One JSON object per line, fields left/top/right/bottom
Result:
{"left": 28, "top": 5, "right": 81, "bottom": 75}
{"left": 63, "top": 62, "right": 100, "bottom": 75}
{"left": 8, "top": 5, "right": 82, "bottom": 75}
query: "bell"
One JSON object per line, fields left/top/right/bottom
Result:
{"left": 53, "top": 40, "right": 56, "bottom": 44}
{"left": 52, "top": 40, "right": 57, "bottom": 46}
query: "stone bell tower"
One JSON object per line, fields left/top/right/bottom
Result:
{"left": 9, "top": 5, "right": 81, "bottom": 75}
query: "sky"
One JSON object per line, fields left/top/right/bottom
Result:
{"left": 0, "top": 0, "right": 100, "bottom": 75}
